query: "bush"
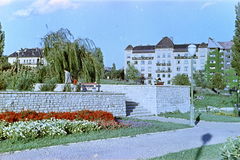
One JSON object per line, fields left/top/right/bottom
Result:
{"left": 233, "top": 107, "right": 240, "bottom": 117}
{"left": 15, "top": 75, "right": 35, "bottom": 91}
{"left": 39, "top": 77, "right": 58, "bottom": 91}
{"left": 221, "top": 136, "right": 240, "bottom": 159}
{"left": 0, "top": 73, "right": 7, "bottom": 90}
{"left": 63, "top": 83, "right": 72, "bottom": 92}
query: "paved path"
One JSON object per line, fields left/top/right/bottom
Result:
{"left": 0, "top": 117, "right": 239, "bottom": 160}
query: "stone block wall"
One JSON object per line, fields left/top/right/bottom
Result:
{"left": 0, "top": 92, "right": 126, "bottom": 117}
{"left": 100, "top": 85, "right": 190, "bottom": 114}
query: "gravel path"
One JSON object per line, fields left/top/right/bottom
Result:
{"left": 0, "top": 116, "right": 239, "bottom": 160}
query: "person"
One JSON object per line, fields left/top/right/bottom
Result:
{"left": 64, "top": 68, "right": 72, "bottom": 84}
{"left": 73, "top": 77, "right": 77, "bottom": 85}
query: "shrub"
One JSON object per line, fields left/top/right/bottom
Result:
{"left": 0, "top": 73, "right": 7, "bottom": 90}
{"left": 233, "top": 107, "right": 240, "bottom": 117}
{"left": 14, "top": 75, "right": 35, "bottom": 91}
{"left": 221, "top": 136, "right": 240, "bottom": 159}
{"left": 39, "top": 77, "right": 58, "bottom": 91}
{"left": 63, "top": 83, "right": 72, "bottom": 92}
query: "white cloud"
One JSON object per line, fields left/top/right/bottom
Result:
{"left": 201, "top": 1, "right": 216, "bottom": 10}
{"left": 0, "top": 0, "right": 14, "bottom": 6}
{"left": 13, "top": 0, "right": 80, "bottom": 17}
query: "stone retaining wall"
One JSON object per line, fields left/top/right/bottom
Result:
{"left": 100, "top": 85, "right": 190, "bottom": 114}
{"left": 0, "top": 92, "right": 126, "bottom": 117}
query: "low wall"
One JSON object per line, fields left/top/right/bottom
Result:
{"left": 0, "top": 92, "right": 126, "bottom": 117}
{"left": 100, "top": 85, "right": 190, "bottom": 114}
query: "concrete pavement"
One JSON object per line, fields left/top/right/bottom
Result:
{"left": 0, "top": 116, "right": 239, "bottom": 160}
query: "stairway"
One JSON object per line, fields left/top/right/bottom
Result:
{"left": 126, "top": 100, "right": 153, "bottom": 117}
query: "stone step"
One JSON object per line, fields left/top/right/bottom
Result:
{"left": 127, "top": 113, "right": 154, "bottom": 118}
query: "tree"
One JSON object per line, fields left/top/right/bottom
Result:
{"left": 193, "top": 70, "right": 205, "bottom": 87}
{"left": 111, "top": 63, "right": 116, "bottom": 79}
{"left": 232, "top": 2, "right": 240, "bottom": 76}
{"left": 41, "top": 28, "right": 101, "bottom": 83}
{"left": 0, "top": 22, "right": 4, "bottom": 57}
{"left": 211, "top": 72, "right": 226, "bottom": 89}
{"left": 172, "top": 74, "right": 190, "bottom": 85}
{"left": 92, "top": 48, "right": 104, "bottom": 79}
{"left": 126, "top": 63, "right": 140, "bottom": 82}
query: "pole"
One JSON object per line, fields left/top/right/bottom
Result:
{"left": 190, "top": 56, "right": 194, "bottom": 126}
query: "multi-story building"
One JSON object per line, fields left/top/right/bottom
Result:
{"left": 8, "top": 48, "right": 46, "bottom": 67}
{"left": 124, "top": 37, "right": 208, "bottom": 85}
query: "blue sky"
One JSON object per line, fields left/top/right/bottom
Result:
{"left": 0, "top": 0, "right": 238, "bottom": 69}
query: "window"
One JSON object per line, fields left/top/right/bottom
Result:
{"left": 168, "top": 60, "right": 171, "bottom": 65}
{"left": 184, "top": 73, "right": 188, "bottom": 77}
{"left": 193, "top": 60, "right": 196, "bottom": 64}
{"left": 184, "top": 66, "right": 188, "bottom": 71}
{"left": 148, "top": 73, "right": 152, "bottom": 78}
{"left": 24, "top": 60, "right": 25, "bottom": 63}
{"left": 163, "top": 53, "right": 166, "bottom": 58}
{"left": 157, "top": 54, "right": 160, "bottom": 58}
{"left": 200, "top": 53, "right": 205, "bottom": 57}
{"left": 210, "top": 72, "right": 214, "bottom": 75}
{"left": 33, "top": 59, "right": 35, "bottom": 63}
{"left": 226, "top": 67, "right": 230, "bottom": 70}
{"left": 177, "top": 67, "right": 180, "bottom": 71}
{"left": 210, "top": 66, "right": 215, "bottom": 69}
{"left": 157, "top": 74, "right": 160, "bottom": 77}
{"left": 177, "top": 60, "right": 181, "bottom": 64}
{"left": 141, "top": 74, "right": 145, "bottom": 78}
{"left": 168, "top": 74, "right": 171, "bottom": 78}
{"left": 226, "top": 61, "right": 230, "bottom": 64}
{"left": 148, "top": 54, "right": 152, "bottom": 57}
{"left": 27, "top": 60, "right": 28, "bottom": 63}
{"left": 184, "top": 53, "right": 188, "bottom": 57}
{"left": 193, "top": 66, "right": 196, "bottom": 71}
{"left": 148, "top": 61, "right": 152, "bottom": 65}
{"left": 168, "top": 67, "right": 171, "bottom": 72}
{"left": 184, "top": 60, "right": 188, "bottom": 64}
{"left": 233, "top": 79, "right": 238, "bottom": 82}
{"left": 162, "top": 60, "right": 166, "bottom": 65}
{"left": 220, "top": 55, "right": 224, "bottom": 58}
{"left": 233, "top": 73, "right": 237, "bottom": 76}
{"left": 141, "top": 67, "right": 145, "bottom": 71}
{"left": 148, "top": 67, "right": 152, "bottom": 72}
{"left": 177, "top": 53, "right": 180, "bottom": 56}
{"left": 127, "top": 61, "right": 130, "bottom": 64}
{"left": 226, "top": 55, "right": 230, "bottom": 58}
{"left": 201, "top": 59, "right": 206, "bottom": 64}
{"left": 162, "top": 67, "right": 166, "bottom": 71}
{"left": 201, "top": 66, "right": 204, "bottom": 71}
{"left": 210, "top": 54, "right": 215, "bottom": 57}
{"left": 226, "top": 79, "right": 230, "bottom": 82}
{"left": 141, "top": 54, "right": 145, "bottom": 58}
{"left": 168, "top": 53, "right": 171, "bottom": 58}
{"left": 168, "top": 80, "right": 171, "bottom": 84}
{"left": 157, "top": 60, "right": 160, "bottom": 63}
{"left": 127, "top": 54, "right": 130, "bottom": 58}
{"left": 134, "top": 61, "right": 138, "bottom": 64}
{"left": 141, "top": 61, "right": 145, "bottom": 65}
{"left": 157, "top": 67, "right": 160, "bottom": 70}
{"left": 148, "top": 80, "right": 151, "bottom": 84}
{"left": 220, "top": 67, "right": 224, "bottom": 70}
{"left": 29, "top": 59, "right": 31, "bottom": 63}
{"left": 162, "top": 74, "right": 165, "bottom": 78}
{"left": 220, "top": 61, "right": 224, "bottom": 64}
{"left": 226, "top": 73, "right": 230, "bottom": 76}
{"left": 135, "top": 67, "right": 138, "bottom": 70}
{"left": 134, "top": 54, "right": 138, "bottom": 58}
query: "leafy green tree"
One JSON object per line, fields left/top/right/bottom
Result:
{"left": 193, "top": 70, "right": 205, "bottom": 87}
{"left": 114, "top": 69, "right": 124, "bottom": 80}
{"left": 172, "top": 74, "right": 190, "bottom": 85}
{"left": 232, "top": 2, "right": 240, "bottom": 76}
{"left": 126, "top": 63, "right": 140, "bottom": 82}
{"left": 111, "top": 63, "right": 116, "bottom": 79}
{"left": 211, "top": 72, "right": 226, "bottom": 89}
{"left": 41, "top": 28, "right": 101, "bottom": 83}
{"left": 0, "top": 22, "right": 4, "bottom": 57}
{"left": 92, "top": 48, "right": 104, "bottom": 79}
{"left": 0, "top": 55, "right": 11, "bottom": 71}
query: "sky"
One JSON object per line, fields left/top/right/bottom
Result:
{"left": 0, "top": 0, "right": 239, "bottom": 69}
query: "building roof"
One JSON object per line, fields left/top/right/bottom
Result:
{"left": 219, "top": 41, "right": 234, "bottom": 50}
{"left": 125, "top": 45, "right": 133, "bottom": 50}
{"left": 208, "top": 37, "right": 223, "bottom": 49}
{"left": 8, "top": 48, "right": 43, "bottom": 58}
{"left": 156, "top": 37, "right": 174, "bottom": 48}
{"left": 198, "top": 42, "right": 208, "bottom": 48}
{"left": 132, "top": 45, "right": 155, "bottom": 53}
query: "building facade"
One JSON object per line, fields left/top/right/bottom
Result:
{"left": 124, "top": 37, "right": 208, "bottom": 85}
{"left": 8, "top": 48, "right": 46, "bottom": 67}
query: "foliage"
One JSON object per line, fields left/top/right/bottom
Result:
{"left": 92, "top": 48, "right": 104, "bottom": 81}
{"left": 212, "top": 72, "right": 226, "bottom": 89}
{"left": 221, "top": 136, "right": 240, "bottom": 159}
{"left": 62, "top": 83, "right": 72, "bottom": 92}
{"left": 224, "top": 67, "right": 239, "bottom": 89}
{"left": 231, "top": 2, "right": 240, "bottom": 77}
{"left": 0, "top": 22, "right": 4, "bottom": 57}
{"left": 41, "top": 28, "right": 101, "bottom": 83}
{"left": 39, "top": 77, "right": 59, "bottom": 91}
{"left": 171, "top": 73, "right": 190, "bottom": 85}
{"left": 0, "top": 119, "right": 100, "bottom": 140}
{"left": 126, "top": 63, "right": 140, "bottom": 82}
{"left": 0, "top": 55, "right": 11, "bottom": 71}
{"left": 193, "top": 70, "right": 205, "bottom": 87}
{"left": 0, "top": 72, "right": 7, "bottom": 90}
{"left": 111, "top": 63, "right": 116, "bottom": 79}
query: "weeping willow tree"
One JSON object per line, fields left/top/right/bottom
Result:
{"left": 41, "top": 28, "right": 102, "bottom": 83}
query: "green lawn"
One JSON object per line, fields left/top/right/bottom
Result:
{"left": 149, "top": 143, "right": 224, "bottom": 160}
{"left": 159, "top": 111, "right": 240, "bottom": 122}
{"left": 0, "top": 118, "right": 191, "bottom": 153}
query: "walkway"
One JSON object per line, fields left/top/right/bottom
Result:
{"left": 0, "top": 117, "right": 239, "bottom": 160}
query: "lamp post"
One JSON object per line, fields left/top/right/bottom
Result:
{"left": 237, "top": 90, "right": 239, "bottom": 117}
{"left": 188, "top": 44, "right": 196, "bottom": 126}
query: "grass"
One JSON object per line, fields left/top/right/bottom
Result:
{"left": 149, "top": 142, "right": 224, "bottom": 160}
{"left": 159, "top": 111, "right": 240, "bottom": 122}
{"left": 0, "top": 117, "right": 191, "bottom": 153}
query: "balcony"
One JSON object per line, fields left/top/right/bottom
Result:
{"left": 132, "top": 57, "right": 154, "bottom": 60}
{"left": 146, "top": 77, "right": 153, "bottom": 79}
{"left": 174, "top": 56, "right": 198, "bottom": 59}
{"left": 156, "top": 70, "right": 172, "bottom": 73}
{"left": 167, "top": 63, "right": 171, "bottom": 66}
{"left": 156, "top": 63, "right": 161, "bottom": 66}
